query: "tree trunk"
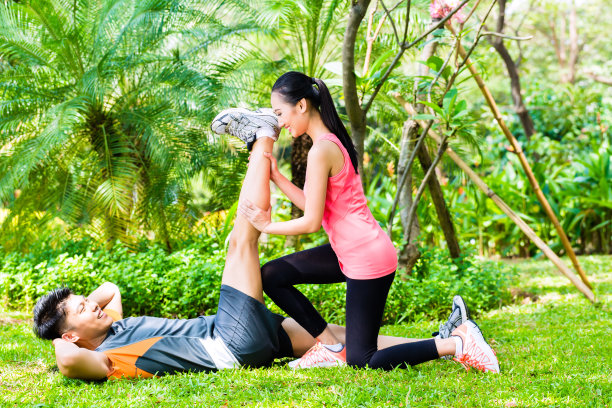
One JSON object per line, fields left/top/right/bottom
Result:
{"left": 398, "top": 120, "right": 421, "bottom": 242}
{"left": 413, "top": 20, "right": 461, "bottom": 259}
{"left": 290, "top": 134, "right": 312, "bottom": 214}
{"left": 397, "top": 120, "right": 421, "bottom": 272}
{"left": 567, "top": 0, "right": 579, "bottom": 84}
{"left": 342, "top": 0, "right": 371, "bottom": 174}
{"left": 490, "top": 0, "right": 535, "bottom": 140}
{"left": 548, "top": 1, "right": 579, "bottom": 84}
{"left": 415, "top": 143, "right": 461, "bottom": 258}
{"left": 286, "top": 134, "right": 312, "bottom": 248}
{"left": 558, "top": 14, "right": 567, "bottom": 81}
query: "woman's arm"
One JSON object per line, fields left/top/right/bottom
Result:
{"left": 265, "top": 152, "right": 305, "bottom": 210}
{"left": 240, "top": 145, "right": 332, "bottom": 235}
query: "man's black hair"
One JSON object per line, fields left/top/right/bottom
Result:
{"left": 32, "top": 287, "right": 73, "bottom": 340}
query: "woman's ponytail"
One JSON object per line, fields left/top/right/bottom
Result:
{"left": 311, "top": 78, "right": 359, "bottom": 174}
{"left": 272, "top": 71, "right": 359, "bottom": 174}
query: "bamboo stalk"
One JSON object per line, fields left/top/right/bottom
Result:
{"left": 394, "top": 95, "right": 595, "bottom": 302}
{"left": 446, "top": 24, "right": 592, "bottom": 289}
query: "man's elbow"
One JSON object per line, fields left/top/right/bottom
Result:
{"left": 57, "top": 353, "right": 80, "bottom": 378}
{"left": 101, "top": 282, "right": 119, "bottom": 292}
{"left": 59, "top": 365, "right": 78, "bottom": 379}
{"left": 56, "top": 353, "right": 108, "bottom": 380}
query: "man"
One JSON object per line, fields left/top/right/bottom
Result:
{"left": 33, "top": 134, "right": 308, "bottom": 380}
{"left": 32, "top": 111, "right": 495, "bottom": 380}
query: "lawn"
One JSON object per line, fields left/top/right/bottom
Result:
{"left": 1, "top": 255, "right": 610, "bottom": 407}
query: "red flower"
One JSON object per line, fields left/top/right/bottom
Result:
{"left": 429, "top": 0, "right": 467, "bottom": 23}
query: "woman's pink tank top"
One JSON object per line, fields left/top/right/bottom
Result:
{"left": 307, "top": 133, "right": 397, "bottom": 279}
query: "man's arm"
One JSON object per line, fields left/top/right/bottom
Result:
{"left": 87, "top": 282, "right": 122, "bottom": 317}
{"left": 53, "top": 338, "right": 112, "bottom": 380}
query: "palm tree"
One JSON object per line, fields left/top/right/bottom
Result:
{"left": 0, "top": 0, "right": 249, "bottom": 250}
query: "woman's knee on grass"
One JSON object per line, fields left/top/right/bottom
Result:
{"left": 346, "top": 356, "right": 370, "bottom": 369}
{"left": 346, "top": 342, "right": 377, "bottom": 368}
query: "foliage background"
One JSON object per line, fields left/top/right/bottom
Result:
{"left": 0, "top": 236, "right": 512, "bottom": 323}
{"left": 0, "top": 0, "right": 610, "bottom": 319}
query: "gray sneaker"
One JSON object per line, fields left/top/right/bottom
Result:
{"left": 211, "top": 107, "right": 280, "bottom": 150}
{"left": 435, "top": 295, "right": 470, "bottom": 359}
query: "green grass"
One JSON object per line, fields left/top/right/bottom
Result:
{"left": 1, "top": 255, "right": 611, "bottom": 407}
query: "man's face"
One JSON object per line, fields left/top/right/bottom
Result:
{"left": 61, "top": 294, "right": 114, "bottom": 343}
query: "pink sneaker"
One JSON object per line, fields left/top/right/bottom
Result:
{"left": 452, "top": 320, "right": 500, "bottom": 373}
{"left": 289, "top": 342, "right": 347, "bottom": 369}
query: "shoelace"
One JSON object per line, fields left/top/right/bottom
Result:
{"left": 454, "top": 341, "right": 494, "bottom": 373}
{"left": 453, "top": 354, "right": 489, "bottom": 372}
{"left": 228, "top": 118, "right": 255, "bottom": 138}
{"left": 439, "top": 309, "right": 461, "bottom": 338}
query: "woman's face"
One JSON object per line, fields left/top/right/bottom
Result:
{"left": 271, "top": 91, "right": 309, "bottom": 138}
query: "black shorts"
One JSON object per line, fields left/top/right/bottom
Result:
{"left": 214, "top": 285, "right": 292, "bottom": 367}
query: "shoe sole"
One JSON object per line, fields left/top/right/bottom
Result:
{"left": 211, "top": 108, "right": 278, "bottom": 134}
{"left": 289, "top": 360, "right": 346, "bottom": 369}
{"left": 211, "top": 108, "right": 251, "bottom": 135}
{"left": 452, "top": 295, "right": 471, "bottom": 324}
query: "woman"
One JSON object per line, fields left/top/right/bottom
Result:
{"left": 224, "top": 71, "right": 498, "bottom": 372}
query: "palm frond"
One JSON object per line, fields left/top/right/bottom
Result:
{"left": 0, "top": 4, "right": 56, "bottom": 68}
{"left": 0, "top": 96, "right": 89, "bottom": 200}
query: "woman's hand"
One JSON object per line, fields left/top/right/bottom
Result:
{"left": 263, "top": 151, "right": 280, "bottom": 183}
{"left": 238, "top": 199, "right": 272, "bottom": 232}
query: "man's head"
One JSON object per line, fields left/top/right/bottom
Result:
{"left": 33, "top": 288, "right": 114, "bottom": 344}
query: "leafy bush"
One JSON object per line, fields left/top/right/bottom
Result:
{"left": 442, "top": 132, "right": 612, "bottom": 257}
{"left": 1, "top": 240, "right": 226, "bottom": 318}
{"left": 1, "top": 240, "right": 513, "bottom": 325}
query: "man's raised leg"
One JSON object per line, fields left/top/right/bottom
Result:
{"left": 220, "top": 138, "right": 275, "bottom": 303}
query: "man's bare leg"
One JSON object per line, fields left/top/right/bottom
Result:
{"left": 281, "top": 319, "right": 455, "bottom": 358}
{"left": 220, "top": 138, "right": 275, "bottom": 303}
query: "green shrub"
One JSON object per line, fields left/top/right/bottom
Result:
{"left": 264, "top": 247, "right": 514, "bottom": 325}
{"left": 0, "top": 240, "right": 227, "bottom": 318}
{"left": 0, "top": 241, "right": 513, "bottom": 325}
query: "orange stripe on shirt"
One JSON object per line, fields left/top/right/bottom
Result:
{"left": 102, "top": 308, "right": 122, "bottom": 322}
{"left": 103, "top": 337, "right": 162, "bottom": 379}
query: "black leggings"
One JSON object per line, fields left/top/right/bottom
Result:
{"left": 261, "top": 244, "right": 438, "bottom": 369}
